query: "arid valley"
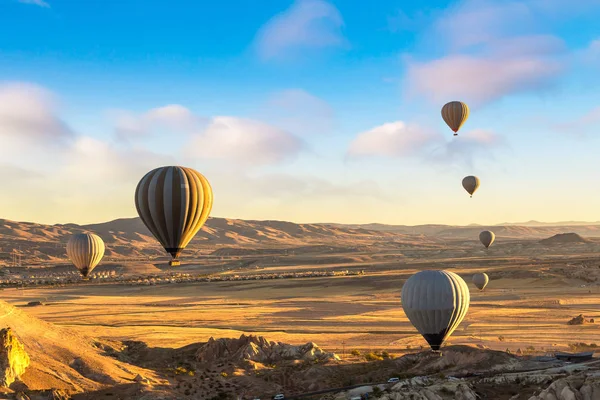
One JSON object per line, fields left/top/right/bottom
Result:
{"left": 0, "top": 217, "right": 598, "bottom": 399}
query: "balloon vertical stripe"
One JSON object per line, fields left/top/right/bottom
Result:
{"left": 66, "top": 233, "right": 105, "bottom": 278}
{"left": 135, "top": 166, "right": 213, "bottom": 261}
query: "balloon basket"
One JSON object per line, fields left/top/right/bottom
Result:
{"left": 432, "top": 350, "right": 443, "bottom": 357}
{"left": 169, "top": 260, "right": 181, "bottom": 267}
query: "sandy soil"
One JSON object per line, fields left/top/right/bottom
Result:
{"left": 2, "top": 252, "right": 599, "bottom": 358}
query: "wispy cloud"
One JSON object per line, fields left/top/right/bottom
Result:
{"left": 18, "top": 0, "right": 50, "bottom": 8}
{"left": 347, "top": 121, "right": 438, "bottom": 158}
{"left": 186, "top": 116, "right": 305, "bottom": 166}
{"left": 254, "top": 0, "right": 345, "bottom": 61}
{"left": 403, "top": 0, "right": 571, "bottom": 106}
{"left": 552, "top": 106, "right": 600, "bottom": 139}
{"left": 111, "top": 104, "right": 206, "bottom": 143}
{"left": 346, "top": 120, "right": 506, "bottom": 168}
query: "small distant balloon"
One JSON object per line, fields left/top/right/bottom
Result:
{"left": 472, "top": 273, "right": 489, "bottom": 291}
{"left": 441, "top": 101, "right": 469, "bottom": 136}
{"left": 462, "top": 176, "right": 480, "bottom": 198}
{"left": 479, "top": 231, "right": 495, "bottom": 248}
{"left": 401, "top": 270, "right": 470, "bottom": 352}
{"left": 66, "top": 233, "right": 105, "bottom": 279}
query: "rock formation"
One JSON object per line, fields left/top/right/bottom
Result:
{"left": 195, "top": 334, "right": 339, "bottom": 364}
{"left": 0, "top": 327, "right": 29, "bottom": 387}
{"left": 567, "top": 314, "right": 593, "bottom": 325}
{"left": 528, "top": 374, "right": 600, "bottom": 400}
{"left": 539, "top": 233, "right": 588, "bottom": 245}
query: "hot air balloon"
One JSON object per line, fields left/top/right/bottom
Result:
{"left": 479, "top": 231, "right": 495, "bottom": 248}
{"left": 441, "top": 101, "right": 469, "bottom": 136}
{"left": 472, "top": 273, "right": 489, "bottom": 291}
{"left": 401, "top": 270, "right": 470, "bottom": 352}
{"left": 66, "top": 233, "right": 105, "bottom": 279}
{"left": 462, "top": 176, "right": 480, "bottom": 198}
{"left": 134, "top": 166, "right": 213, "bottom": 266}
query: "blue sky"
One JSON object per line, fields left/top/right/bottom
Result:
{"left": 1, "top": 0, "right": 600, "bottom": 225}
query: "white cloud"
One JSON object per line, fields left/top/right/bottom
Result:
{"left": 405, "top": 44, "right": 565, "bottom": 105}
{"left": 186, "top": 117, "right": 305, "bottom": 166}
{"left": 404, "top": 0, "right": 570, "bottom": 106}
{"left": 347, "top": 121, "right": 439, "bottom": 158}
{"left": 112, "top": 104, "right": 205, "bottom": 142}
{"left": 347, "top": 121, "right": 505, "bottom": 168}
{"left": 18, "top": 0, "right": 50, "bottom": 7}
{"left": 0, "top": 82, "right": 73, "bottom": 142}
{"left": 254, "top": 0, "right": 345, "bottom": 60}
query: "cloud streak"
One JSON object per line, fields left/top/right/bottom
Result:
{"left": 254, "top": 0, "right": 345, "bottom": 60}
{"left": 346, "top": 121, "right": 506, "bottom": 168}
{"left": 186, "top": 117, "right": 305, "bottom": 166}
{"left": 404, "top": 0, "right": 570, "bottom": 106}
{"left": 18, "top": 0, "right": 50, "bottom": 7}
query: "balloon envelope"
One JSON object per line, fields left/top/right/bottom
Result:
{"left": 134, "top": 166, "right": 213, "bottom": 260}
{"left": 479, "top": 231, "right": 495, "bottom": 248}
{"left": 441, "top": 101, "right": 469, "bottom": 135}
{"left": 401, "top": 270, "right": 470, "bottom": 351}
{"left": 472, "top": 273, "right": 489, "bottom": 291}
{"left": 462, "top": 176, "right": 480, "bottom": 197}
{"left": 66, "top": 233, "right": 105, "bottom": 278}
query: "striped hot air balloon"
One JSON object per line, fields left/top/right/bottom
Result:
{"left": 134, "top": 166, "right": 213, "bottom": 265}
{"left": 66, "top": 233, "right": 105, "bottom": 279}
{"left": 401, "top": 270, "right": 470, "bottom": 352}
{"left": 441, "top": 101, "right": 469, "bottom": 136}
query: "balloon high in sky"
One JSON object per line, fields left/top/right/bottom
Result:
{"left": 66, "top": 233, "right": 105, "bottom": 279}
{"left": 134, "top": 166, "right": 213, "bottom": 263}
{"left": 441, "top": 101, "right": 469, "bottom": 136}
{"left": 462, "top": 176, "right": 480, "bottom": 198}
{"left": 401, "top": 270, "right": 470, "bottom": 351}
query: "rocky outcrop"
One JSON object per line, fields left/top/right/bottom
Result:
{"left": 0, "top": 327, "right": 29, "bottom": 387}
{"left": 540, "top": 233, "right": 588, "bottom": 245}
{"left": 528, "top": 374, "right": 600, "bottom": 399}
{"left": 355, "top": 379, "right": 479, "bottom": 400}
{"left": 195, "top": 334, "right": 339, "bottom": 364}
{"left": 567, "top": 314, "right": 593, "bottom": 325}
{"left": 393, "top": 345, "right": 519, "bottom": 376}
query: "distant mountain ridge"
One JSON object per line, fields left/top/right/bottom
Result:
{"left": 2, "top": 216, "right": 600, "bottom": 265}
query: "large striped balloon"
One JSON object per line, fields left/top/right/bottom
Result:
{"left": 134, "top": 166, "right": 213, "bottom": 260}
{"left": 441, "top": 101, "right": 469, "bottom": 135}
{"left": 66, "top": 233, "right": 105, "bottom": 278}
{"left": 401, "top": 270, "right": 470, "bottom": 351}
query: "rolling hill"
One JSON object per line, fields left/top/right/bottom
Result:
{"left": 2, "top": 216, "right": 600, "bottom": 266}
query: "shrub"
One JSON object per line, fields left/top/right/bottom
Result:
{"left": 498, "top": 336, "right": 505, "bottom": 342}
{"left": 364, "top": 352, "right": 384, "bottom": 361}
{"left": 351, "top": 349, "right": 361, "bottom": 356}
